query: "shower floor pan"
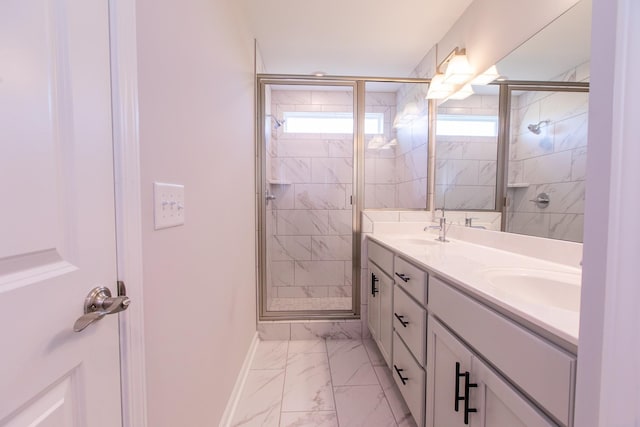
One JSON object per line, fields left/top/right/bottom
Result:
{"left": 269, "top": 297, "right": 352, "bottom": 311}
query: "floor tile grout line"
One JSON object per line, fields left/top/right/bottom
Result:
{"left": 362, "top": 339, "right": 403, "bottom": 427}
{"left": 330, "top": 339, "right": 380, "bottom": 388}
{"left": 325, "top": 338, "right": 341, "bottom": 427}
{"left": 372, "top": 363, "right": 405, "bottom": 425}
{"left": 276, "top": 340, "right": 289, "bottom": 427}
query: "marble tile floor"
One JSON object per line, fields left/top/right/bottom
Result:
{"left": 269, "top": 297, "right": 352, "bottom": 311}
{"left": 230, "top": 339, "right": 417, "bottom": 427}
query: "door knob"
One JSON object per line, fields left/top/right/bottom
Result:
{"left": 74, "top": 286, "right": 130, "bottom": 332}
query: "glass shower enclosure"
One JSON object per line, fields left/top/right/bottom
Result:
{"left": 257, "top": 76, "right": 432, "bottom": 320}
{"left": 257, "top": 79, "right": 358, "bottom": 319}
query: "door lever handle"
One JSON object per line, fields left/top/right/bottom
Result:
{"left": 74, "top": 287, "right": 131, "bottom": 332}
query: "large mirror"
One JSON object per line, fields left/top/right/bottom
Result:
{"left": 434, "top": 0, "right": 591, "bottom": 243}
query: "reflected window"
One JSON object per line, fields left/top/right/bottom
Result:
{"left": 436, "top": 114, "right": 498, "bottom": 137}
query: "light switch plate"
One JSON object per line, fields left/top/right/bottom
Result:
{"left": 154, "top": 182, "right": 185, "bottom": 230}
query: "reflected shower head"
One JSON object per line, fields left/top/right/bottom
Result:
{"left": 527, "top": 120, "right": 550, "bottom": 135}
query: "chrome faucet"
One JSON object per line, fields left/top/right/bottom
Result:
{"left": 464, "top": 216, "right": 486, "bottom": 229}
{"left": 425, "top": 215, "right": 449, "bottom": 242}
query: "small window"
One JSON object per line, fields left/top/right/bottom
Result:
{"left": 283, "top": 112, "right": 384, "bottom": 135}
{"left": 436, "top": 115, "right": 498, "bottom": 137}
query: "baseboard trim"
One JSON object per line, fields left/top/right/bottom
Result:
{"left": 218, "top": 332, "right": 260, "bottom": 427}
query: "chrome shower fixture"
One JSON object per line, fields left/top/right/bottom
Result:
{"left": 527, "top": 120, "right": 550, "bottom": 135}
{"left": 270, "top": 116, "right": 285, "bottom": 129}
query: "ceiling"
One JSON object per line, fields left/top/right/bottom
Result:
{"left": 241, "top": 0, "right": 474, "bottom": 78}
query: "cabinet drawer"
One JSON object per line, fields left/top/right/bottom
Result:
{"left": 392, "top": 332, "right": 425, "bottom": 427}
{"left": 394, "top": 256, "right": 428, "bottom": 306}
{"left": 430, "top": 277, "right": 575, "bottom": 426}
{"left": 368, "top": 239, "right": 393, "bottom": 275}
{"left": 393, "top": 286, "right": 427, "bottom": 366}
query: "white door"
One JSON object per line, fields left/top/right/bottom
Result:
{"left": 0, "top": 0, "right": 122, "bottom": 426}
{"left": 367, "top": 262, "right": 380, "bottom": 342}
{"left": 426, "top": 316, "right": 474, "bottom": 427}
{"left": 472, "top": 356, "right": 555, "bottom": 427}
{"left": 377, "top": 270, "right": 392, "bottom": 367}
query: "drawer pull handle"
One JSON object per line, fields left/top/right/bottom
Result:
{"left": 395, "top": 272, "right": 410, "bottom": 282}
{"left": 463, "top": 371, "right": 478, "bottom": 424}
{"left": 394, "top": 313, "right": 409, "bottom": 327}
{"left": 393, "top": 365, "right": 408, "bottom": 385}
{"left": 371, "top": 273, "right": 379, "bottom": 296}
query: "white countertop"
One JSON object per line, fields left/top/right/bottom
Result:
{"left": 368, "top": 231, "right": 581, "bottom": 352}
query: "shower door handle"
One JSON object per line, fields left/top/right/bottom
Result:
{"left": 265, "top": 191, "right": 276, "bottom": 205}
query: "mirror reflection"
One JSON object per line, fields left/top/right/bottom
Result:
{"left": 434, "top": 0, "right": 591, "bottom": 243}
{"left": 435, "top": 88, "right": 499, "bottom": 211}
{"left": 506, "top": 89, "right": 589, "bottom": 242}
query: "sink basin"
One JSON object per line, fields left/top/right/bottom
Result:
{"left": 482, "top": 268, "right": 581, "bottom": 312}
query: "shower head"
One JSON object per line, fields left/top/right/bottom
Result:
{"left": 271, "top": 117, "right": 285, "bottom": 129}
{"left": 527, "top": 120, "right": 550, "bottom": 135}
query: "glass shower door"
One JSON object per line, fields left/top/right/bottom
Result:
{"left": 259, "top": 81, "right": 356, "bottom": 317}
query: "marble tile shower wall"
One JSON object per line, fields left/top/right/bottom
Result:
{"left": 507, "top": 62, "right": 590, "bottom": 242}
{"left": 393, "top": 83, "right": 429, "bottom": 208}
{"left": 364, "top": 83, "right": 429, "bottom": 209}
{"left": 364, "top": 93, "right": 398, "bottom": 208}
{"left": 435, "top": 95, "right": 499, "bottom": 210}
{"left": 268, "top": 90, "right": 396, "bottom": 300}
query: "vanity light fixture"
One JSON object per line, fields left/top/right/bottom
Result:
{"left": 426, "top": 47, "right": 474, "bottom": 100}
{"left": 426, "top": 73, "right": 454, "bottom": 99}
{"left": 471, "top": 65, "right": 501, "bottom": 85}
{"left": 444, "top": 84, "right": 474, "bottom": 101}
{"left": 443, "top": 51, "right": 474, "bottom": 84}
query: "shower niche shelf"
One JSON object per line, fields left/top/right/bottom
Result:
{"left": 268, "top": 179, "right": 291, "bottom": 185}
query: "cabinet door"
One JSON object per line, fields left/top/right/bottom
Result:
{"left": 367, "top": 261, "right": 380, "bottom": 342}
{"left": 378, "top": 267, "right": 393, "bottom": 366}
{"left": 426, "top": 316, "right": 473, "bottom": 427}
{"left": 472, "top": 357, "right": 556, "bottom": 427}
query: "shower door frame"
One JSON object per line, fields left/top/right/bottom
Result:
{"left": 257, "top": 77, "right": 360, "bottom": 320}
{"left": 256, "top": 74, "right": 431, "bottom": 321}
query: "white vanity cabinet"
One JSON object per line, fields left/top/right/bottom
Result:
{"left": 427, "top": 316, "right": 557, "bottom": 427}
{"left": 365, "top": 235, "right": 577, "bottom": 427}
{"left": 367, "top": 240, "right": 394, "bottom": 367}
{"left": 391, "top": 255, "right": 429, "bottom": 427}
{"left": 428, "top": 277, "right": 576, "bottom": 427}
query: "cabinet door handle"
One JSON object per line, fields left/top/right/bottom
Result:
{"left": 371, "top": 272, "right": 379, "bottom": 296}
{"left": 463, "top": 371, "right": 478, "bottom": 425}
{"left": 395, "top": 272, "right": 410, "bottom": 282}
{"left": 455, "top": 362, "right": 465, "bottom": 412}
{"left": 394, "top": 313, "right": 409, "bottom": 327}
{"left": 393, "top": 365, "right": 408, "bottom": 385}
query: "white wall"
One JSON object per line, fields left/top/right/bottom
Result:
{"left": 135, "top": 0, "right": 256, "bottom": 425}
{"left": 576, "top": 0, "right": 640, "bottom": 425}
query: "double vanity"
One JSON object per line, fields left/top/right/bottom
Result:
{"left": 365, "top": 222, "right": 581, "bottom": 427}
